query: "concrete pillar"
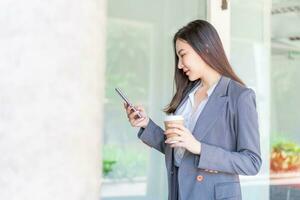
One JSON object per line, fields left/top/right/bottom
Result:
{"left": 0, "top": 0, "right": 105, "bottom": 199}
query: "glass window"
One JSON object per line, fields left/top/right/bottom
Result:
{"left": 270, "top": 0, "right": 300, "bottom": 199}
{"left": 230, "top": 0, "right": 271, "bottom": 199}
{"left": 102, "top": 1, "right": 206, "bottom": 199}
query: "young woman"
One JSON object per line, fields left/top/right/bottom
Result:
{"left": 124, "top": 20, "right": 262, "bottom": 200}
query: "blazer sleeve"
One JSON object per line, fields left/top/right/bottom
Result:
{"left": 195, "top": 89, "right": 262, "bottom": 175}
{"left": 137, "top": 118, "right": 166, "bottom": 154}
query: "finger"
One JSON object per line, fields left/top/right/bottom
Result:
{"left": 129, "top": 110, "right": 141, "bottom": 119}
{"left": 129, "top": 118, "right": 141, "bottom": 127}
{"left": 139, "top": 112, "right": 146, "bottom": 118}
{"left": 124, "top": 102, "right": 129, "bottom": 113}
{"left": 164, "top": 129, "right": 175, "bottom": 135}
{"left": 129, "top": 106, "right": 143, "bottom": 118}
{"left": 170, "top": 141, "right": 184, "bottom": 148}
{"left": 128, "top": 105, "right": 135, "bottom": 113}
{"left": 135, "top": 105, "right": 145, "bottom": 111}
{"left": 129, "top": 118, "right": 137, "bottom": 126}
{"left": 164, "top": 129, "right": 172, "bottom": 135}
{"left": 168, "top": 123, "right": 185, "bottom": 131}
{"left": 125, "top": 104, "right": 133, "bottom": 115}
{"left": 135, "top": 106, "right": 146, "bottom": 115}
{"left": 133, "top": 118, "right": 146, "bottom": 127}
{"left": 124, "top": 104, "right": 132, "bottom": 116}
{"left": 165, "top": 128, "right": 183, "bottom": 136}
{"left": 135, "top": 107, "right": 146, "bottom": 118}
{"left": 165, "top": 136, "right": 183, "bottom": 143}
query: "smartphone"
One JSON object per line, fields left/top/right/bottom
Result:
{"left": 115, "top": 87, "right": 142, "bottom": 119}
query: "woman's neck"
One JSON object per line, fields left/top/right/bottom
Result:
{"left": 201, "top": 72, "right": 221, "bottom": 89}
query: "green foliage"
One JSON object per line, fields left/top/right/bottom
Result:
{"left": 272, "top": 140, "right": 300, "bottom": 154}
{"left": 103, "top": 160, "right": 117, "bottom": 176}
{"left": 102, "top": 144, "right": 148, "bottom": 180}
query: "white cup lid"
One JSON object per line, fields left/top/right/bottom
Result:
{"left": 164, "top": 115, "right": 184, "bottom": 121}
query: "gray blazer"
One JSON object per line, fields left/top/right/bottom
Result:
{"left": 137, "top": 76, "right": 262, "bottom": 200}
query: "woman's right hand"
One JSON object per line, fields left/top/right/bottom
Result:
{"left": 124, "top": 102, "right": 150, "bottom": 128}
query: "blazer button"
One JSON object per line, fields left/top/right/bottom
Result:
{"left": 196, "top": 175, "right": 204, "bottom": 182}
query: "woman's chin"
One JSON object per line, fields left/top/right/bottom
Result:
{"left": 188, "top": 75, "right": 195, "bottom": 81}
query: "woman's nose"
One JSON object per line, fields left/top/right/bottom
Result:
{"left": 177, "top": 61, "right": 184, "bottom": 69}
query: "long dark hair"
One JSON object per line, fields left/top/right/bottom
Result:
{"left": 163, "top": 20, "right": 245, "bottom": 114}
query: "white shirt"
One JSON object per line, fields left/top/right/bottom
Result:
{"left": 173, "top": 80, "right": 219, "bottom": 167}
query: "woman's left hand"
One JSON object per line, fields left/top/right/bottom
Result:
{"left": 164, "top": 123, "right": 201, "bottom": 155}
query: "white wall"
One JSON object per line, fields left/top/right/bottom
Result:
{"left": 0, "top": 1, "right": 105, "bottom": 199}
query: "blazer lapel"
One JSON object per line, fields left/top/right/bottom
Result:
{"left": 192, "top": 76, "right": 231, "bottom": 141}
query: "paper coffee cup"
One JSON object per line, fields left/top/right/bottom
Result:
{"left": 164, "top": 115, "right": 184, "bottom": 144}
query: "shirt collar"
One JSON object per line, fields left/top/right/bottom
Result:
{"left": 207, "top": 80, "right": 219, "bottom": 97}
{"left": 188, "top": 79, "right": 220, "bottom": 103}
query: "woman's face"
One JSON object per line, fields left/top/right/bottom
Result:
{"left": 175, "top": 39, "right": 209, "bottom": 81}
